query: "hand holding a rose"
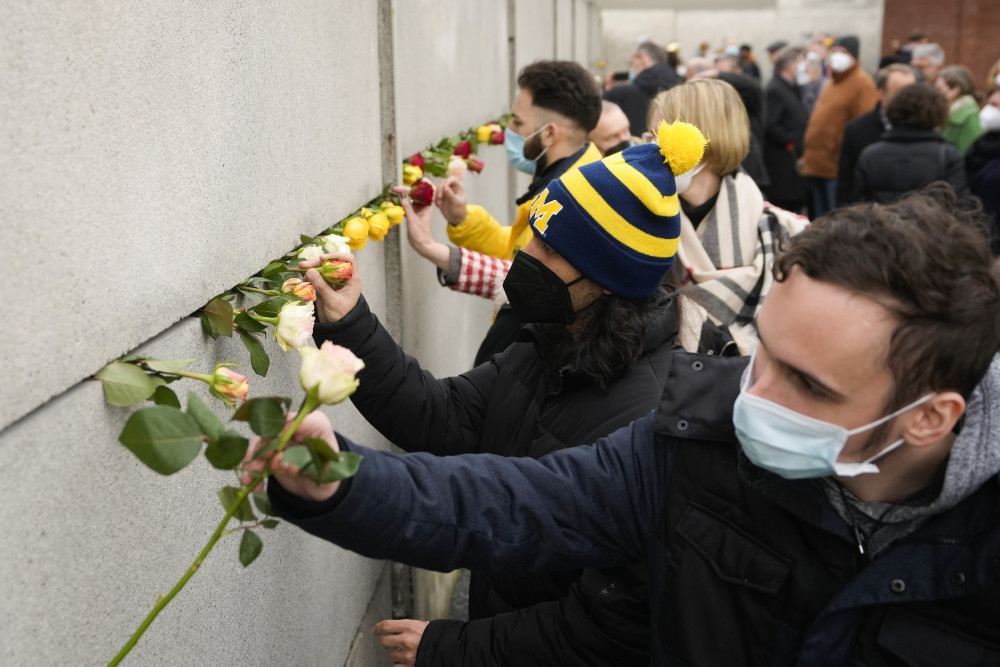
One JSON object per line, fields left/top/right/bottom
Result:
{"left": 302, "top": 253, "right": 362, "bottom": 323}
{"left": 434, "top": 176, "right": 468, "bottom": 226}
{"left": 391, "top": 185, "right": 451, "bottom": 272}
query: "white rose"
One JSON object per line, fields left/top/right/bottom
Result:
{"left": 318, "top": 234, "right": 351, "bottom": 255}
{"left": 297, "top": 245, "right": 325, "bottom": 262}
{"left": 274, "top": 302, "right": 315, "bottom": 351}
{"left": 447, "top": 155, "right": 467, "bottom": 181}
{"left": 298, "top": 341, "right": 364, "bottom": 404}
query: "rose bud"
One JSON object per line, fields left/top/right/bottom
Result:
{"left": 475, "top": 125, "right": 492, "bottom": 143}
{"left": 409, "top": 180, "right": 434, "bottom": 207}
{"left": 487, "top": 123, "right": 504, "bottom": 144}
{"left": 274, "top": 301, "right": 315, "bottom": 352}
{"left": 298, "top": 341, "right": 364, "bottom": 405}
{"left": 466, "top": 158, "right": 484, "bottom": 173}
{"left": 383, "top": 205, "right": 405, "bottom": 227}
{"left": 407, "top": 153, "right": 425, "bottom": 170}
{"left": 402, "top": 164, "right": 423, "bottom": 186}
{"left": 452, "top": 140, "right": 472, "bottom": 159}
{"left": 342, "top": 216, "right": 369, "bottom": 250}
{"left": 447, "top": 155, "right": 468, "bottom": 181}
{"left": 281, "top": 277, "right": 317, "bottom": 302}
{"left": 366, "top": 211, "right": 391, "bottom": 242}
{"left": 317, "top": 259, "right": 353, "bottom": 287}
{"left": 208, "top": 366, "right": 249, "bottom": 408}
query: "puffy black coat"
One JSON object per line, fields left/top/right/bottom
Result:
{"left": 719, "top": 72, "right": 770, "bottom": 189}
{"left": 966, "top": 131, "right": 1000, "bottom": 255}
{"left": 836, "top": 104, "right": 886, "bottom": 206}
{"left": 853, "top": 128, "right": 968, "bottom": 204}
{"left": 313, "top": 289, "right": 681, "bottom": 666}
{"left": 763, "top": 76, "right": 808, "bottom": 208}
{"left": 603, "top": 63, "right": 681, "bottom": 137}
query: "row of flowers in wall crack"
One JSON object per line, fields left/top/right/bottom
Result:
{"left": 93, "top": 116, "right": 508, "bottom": 667}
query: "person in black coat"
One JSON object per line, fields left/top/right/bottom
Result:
{"left": 837, "top": 63, "right": 917, "bottom": 206}
{"left": 854, "top": 82, "right": 968, "bottom": 204}
{"left": 966, "top": 87, "right": 1000, "bottom": 255}
{"left": 298, "top": 134, "right": 717, "bottom": 667}
{"left": 603, "top": 40, "right": 681, "bottom": 137}
{"left": 764, "top": 47, "right": 808, "bottom": 212}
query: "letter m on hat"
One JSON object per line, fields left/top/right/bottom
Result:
{"left": 529, "top": 189, "right": 563, "bottom": 234}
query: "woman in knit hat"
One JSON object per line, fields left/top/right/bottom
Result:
{"left": 299, "top": 123, "right": 717, "bottom": 667}
{"left": 647, "top": 78, "right": 808, "bottom": 340}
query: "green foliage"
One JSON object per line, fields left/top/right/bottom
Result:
{"left": 204, "top": 431, "right": 249, "bottom": 470}
{"left": 237, "top": 328, "right": 270, "bottom": 377}
{"left": 152, "top": 386, "right": 181, "bottom": 408}
{"left": 239, "top": 530, "right": 263, "bottom": 567}
{"left": 218, "top": 486, "right": 255, "bottom": 522}
{"left": 232, "top": 397, "right": 287, "bottom": 437}
{"left": 96, "top": 362, "right": 160, "bottom": 407}
{"left": 200, "top": 296, "right": 234, "bottom": 338}
{"left": 186, "top": 392, "right": 224, "bottom": 441}
{"left": 119, "top": 406, "right": 205, "bottom": 475}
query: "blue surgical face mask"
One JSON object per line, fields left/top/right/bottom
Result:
{"left": 505, "top": 125, "right": 549, "bottom": 175}
{"left": 733, "top": 354, "right": 934, "bottom": 479}
{"left": 725, "top": 44, "right": 740, "bottom": 57}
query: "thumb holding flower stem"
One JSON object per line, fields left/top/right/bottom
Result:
{"left": 303, "top": 254, "right": 362, "bottom": 323}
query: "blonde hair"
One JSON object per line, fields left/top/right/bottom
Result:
{"left": 648, "top": 79, "right": 749, "bottom": 175}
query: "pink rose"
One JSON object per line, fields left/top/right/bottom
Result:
{"left": 452, "top": 141, "right": 472, "bottom": 159}
{"left": 298, "top": 341, "right": 364, "bottom": 405}
{"left": 274, "top": 301, "right": 315, "bottom": 352}
{"left": 281, "top": 277, "right": 317, "bottom": 302}
{"left": 317, "top": 259, "right": 353, "bottom": 286}
{"left": 447, "top": 155, "right": 468, "bottom": 181}
{"left": 209, "top": 366, "right": 249, "bottom": 407}
{"left": 466, "top": 158, "right": 484, "bottom": 173}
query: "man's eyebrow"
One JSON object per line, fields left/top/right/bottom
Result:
{"left": 756, "top": 329, "right": 846, "bottom": 400}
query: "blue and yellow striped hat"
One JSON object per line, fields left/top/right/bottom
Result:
{"left": 526, "top": 120, "right": 707, "bottom": 299}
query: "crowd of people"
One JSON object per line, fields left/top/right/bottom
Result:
{"left": 240, "top": 31, "right": 1000, "bottom": 667}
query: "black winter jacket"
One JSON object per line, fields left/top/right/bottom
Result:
{"left": 273, "top": 351, "right": 1000, "bottom": 666}
{"left": 312, "top": 289, "right": 681, "bottom": 666}
{"left": 836, "top": 104, "right": 886, "bottom": 206}
{"left": 966, "top": 131, "right": 1000, "bottom": 255}
{"left": 604, "top": 63, "right": 681, "bottom": 137}
{"left": 853, "top": 128, "right": 969, "bottom": 204}
{"left": 763, "top": 75, "right": 808, "bottom": 207}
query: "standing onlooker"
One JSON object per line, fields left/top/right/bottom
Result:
{"left": 739, "top": 44, "right": 761, "bottom": 80}
{"left": 801, "top": 35, "right": 880, "bottom": 217}
{"left": 837, "top": 63, "right": 917, "bottom": 205}
{"left": 603, "top": 40, "right": 681, "bottom": 137}
{"left": 966, "top": 86, "right": 1000, "bottom": 254}
{"left": 764, "top": 47, "right": 809, "bottom": 213}
{"left": 910, "top": 42, "right": 944, "bottom": 82}
{"left": 798, "top": 52, "right": 825, "bottom": 115}
{"left": 852, "top": 83, "right": 968, "bottom": 204}
{"left": 766, "top": 40, "right": 788, "bottom": 67}
{"left": 936, "top": 65, "right": 983, "bottom": 155}
{"left": 588, "top": 100, "right": 633, "bottom": 155}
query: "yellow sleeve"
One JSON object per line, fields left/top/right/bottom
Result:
{"left": 447, "top": 204, "right": 516, "bottom": 259}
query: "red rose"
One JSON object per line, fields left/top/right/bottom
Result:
{"left": 452, "top": 141, "right": 472, "bottom": 159}
{"left": 466, "top": 158, "right": 484, "bottom": 173}
{"left": 407, "top": 153, "right": 425, "bottom": 169}
{"left": 489, "top": 131, "right": 504, "bottom": 145}
{"left": 409, "top": 179, "right": 434, "bottom": 207}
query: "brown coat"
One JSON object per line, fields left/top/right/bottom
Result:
{"left": 802, "top": 64, "right": 880, "bottom": 179}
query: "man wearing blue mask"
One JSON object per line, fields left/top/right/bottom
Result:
{"left": 436, "top": 60, "right": 602, "bottom": 363}
{"left": 259, "top": 184, "right": 1000, "bottom": 664}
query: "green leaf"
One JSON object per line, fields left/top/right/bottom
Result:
{"left": 231, "top": 398, "right": 285, "bottom": 437}
{"left": 218, "top": 486, "right": 256, "bottom": 522}
{"left": 152, "top": 385, "right": 181, "bottom": 408}
{"left": 299, "top": 233, "right": 318, "bottom": 245}
{"left": 305, "top": 436, "right": 339, "bottom": 462}
{"left": 315, "top": 451, "right": 363, "bottom": 484}
{"left": 239, "top": 530, "right": 263, "bottom": 567}
{"left": 237, "top": 328, "right": 270, "bottom": 377}
{"left": 249, "top": 295, "right": 290, "bottom": 319}
{"left": 234, "top": 311, "right": 267, "bottom": 333}
{"left": 205, "top": 431, "right": 249, "bottom": 470}
{"left": 186, "top": 392, "right": 224, "bottom": 441}
{"left": 201, "top": 296, "right": 234, "bottom": 338}
{"left": 261, "top": 260, "right": 290, "bottom": 278}
{"left": 96, "top": 362, "right": 159, "bottom": 407}
{"left": 143, "top": 358, "right": 195, "bottom": 374}
{"left": 118, "top": 406, "right": 205, "bottom": 475}
{"left": 252, "top": 491, "right": 274, "bottom": 516}
{"left": 280, "top": 445, "right": 313, "bottom": 471}
{"left": 261, "top": 519, "right": 279, "bottom": 529}
{"left": 199, "top": 312, "right": 220, "bottom": 340}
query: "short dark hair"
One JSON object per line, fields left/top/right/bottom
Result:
{"left": 885, "top": 82, "right": 948, "bottom": 130}
{"left": 518, "top": 60, "right": 602, "bottom": 132}
{"left": 938, "top": 65, "right": 976, "bottom": 96}
{"left": 775, "top": 184, "right": 1000, "bottom": 408}
{"left": 636, "top": 41, "right": 668, "bottom": 64}
{"left": 875, "top": 63, "right": 915, "bottom": 91}
{"left": 774, "top": 47, "right": 804, "bottom": 75}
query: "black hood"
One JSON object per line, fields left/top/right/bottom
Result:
{"left": 633, "top": 62, "right": 681, "bottom": 97}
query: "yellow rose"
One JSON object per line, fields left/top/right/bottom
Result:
{"left": 402, "top": 164, "right": 423, "bottom": 186}
{"left": 383, "top": 205, "right": 405, "bottom": 227}
{"left": 475, "top": 125, "right": 492, "bottom": 143}
{"left": 367, "top": 212, "right": 390, "bottom": 241}
{"left": 343, "top": 216, "right": 369, "bottom": 250}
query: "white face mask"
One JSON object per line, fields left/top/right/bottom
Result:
{"left": 674, "top": 162, "right": 706, "bottom": 195}
{"left": 828, "top": 51, "right": 854, "bottom": 73}
{"left": 980, "top": 104, "right": 1000, "bottom": 132}
{"left": 733, "top": 354, "right": 934, "bottom": 480}
{"left": 795, "top": 61, "right": 812, "bottom": 86}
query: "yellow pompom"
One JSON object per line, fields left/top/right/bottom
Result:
{"left": 657, "top": 119, "right": 708, "bottom": 176}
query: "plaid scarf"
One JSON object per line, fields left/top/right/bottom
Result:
{"left": 676, "top": 171, "right": 808, "bottom": 326}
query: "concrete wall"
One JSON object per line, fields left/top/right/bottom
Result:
{"left": 0, "top": 0, "right": 609, "bottom": 665}
{"left": 602, "top": 0, "right": 886, "bottom": 83}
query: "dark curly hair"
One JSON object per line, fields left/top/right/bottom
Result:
{"left": 885, "top": 82, "right": 948, "bottom": 130}
{"left": 518, "top": 60, "right": 602, "bottom": 133}
{"left": 775, "top": 183, "right": 1000, "bottom": 412}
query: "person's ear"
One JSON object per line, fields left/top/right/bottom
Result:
{"left": 543, "top": 122, "right": 560, "bottom": 147}
{"left": 903, "top": 392, "right": 965, "bottom": 447}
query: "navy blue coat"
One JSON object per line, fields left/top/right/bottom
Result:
{"left": 272, "top": 352, "right": 1000, "bottom": 665}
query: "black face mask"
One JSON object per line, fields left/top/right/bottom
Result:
{"left": 503, "top": 251, "right": 586, "bottom": 324}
